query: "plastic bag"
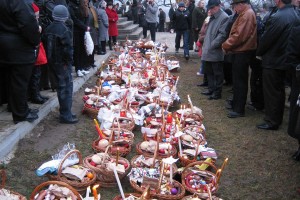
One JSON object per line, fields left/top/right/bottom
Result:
{"left": 84, "top": 31, "right": 94, "bottom": 55}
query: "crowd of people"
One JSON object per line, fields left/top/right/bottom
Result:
{"left": 184, "top": 0, "right": 300, "bottom": 161}
{"left": 0, "top": 0, "right": 122, "bottom": 125}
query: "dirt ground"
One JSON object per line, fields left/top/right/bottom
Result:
{"left": 2, "top": 56, "right": 300, "bottom": 200}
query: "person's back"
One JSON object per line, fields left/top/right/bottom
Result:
{"left": 0, "top": 0, "right": 40, "bottom": 123}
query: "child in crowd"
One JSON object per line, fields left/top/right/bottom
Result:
{"left": 44, "top": 5, "right": 78, "bottom": 124}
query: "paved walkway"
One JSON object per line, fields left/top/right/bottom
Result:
{"left": 0, "top": 32, "right": 199, "bottom": 162}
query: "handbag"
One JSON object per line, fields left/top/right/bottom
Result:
{"left": 84, "top": 31, "right": 94, "bottom": 55}
{"left": 35, "top": 42, "right": 48, "bottom": 65}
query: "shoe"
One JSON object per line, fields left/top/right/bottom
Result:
{"left": 77, "top": 70, "right": 84, "bottom": 77}
{"left": 185, "top": 55, "right": 189, "bottom": 61}
{"left": 196, "top": 72, "right": 201, "bottom": 76}
{"left": 175, "top": 49, "right": 179, "bottom": 53}
{"left": 59, "top": 116, "right": 79, "bottom": 124}
{"left": 91, "top": 64, "right": 97, "bottom": 68}
{"left": 201, "top": 91, "right": 213, "bottom": 96}
{"left": 246, "top": 104, "right": 263, "bottom": 111}
{"left": 208, "top": 95, "right": 221, "bottom": 100}
{"left": 81, "top": 70, "right": 90, "bottom": 75}
{"left": 99, "top": 52, "right": 106, "bottom": 55}
{"left": 227, "top": 111, "right": 245, "bottom": 118}
{"left": 197, "top": 82, "right": 208, "bottom": 87}
{"left": 194, "top": 49, "right": 199, "bottom": 52}
{"left": 225, "top": 103, "right": 233, "bottom": 110}
{"left": 14, "top": 112, "right": 39, "bottom": 124}
{"left": 39, "top": 94, "right": 49, "bottom": 100}
{"left": 31, "top": 96, "right": 47, "bottom": 104}
{"left": 256, "top": 123, "right": 278, "bottom": 130}
{"left": 29, "top": 108, "right": 39, "bottom": 114}
{"left": 292, "top": 149, "right": 300, "bottom": 161}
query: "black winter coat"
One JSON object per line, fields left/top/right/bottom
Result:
{"left": 44, "top": 21, "right": 73, "bottom": 65}
{"left": 256, "top": 4, "right": 300, "bottom": 70}
{"left": 0, "top": 0, "right": 40, "bottom": 65}
{"left": 172, "top": 9, "right": 190, "bottom": 31}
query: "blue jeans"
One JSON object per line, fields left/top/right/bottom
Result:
{"left": 50, "top": 63, "right": 73, "bottom": 120}
{"left": 175, "top": 30, "right": 189, "bottom": 56}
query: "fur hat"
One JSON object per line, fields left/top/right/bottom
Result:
{"left": 178, "top": 2, "right": 185, "bottom": 7}
{"left": 52, "top": 5, "right": 69, "bottom": 22}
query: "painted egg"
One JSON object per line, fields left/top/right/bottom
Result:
{"left": 98, "top": 139, "right": 109, "bottom": 148}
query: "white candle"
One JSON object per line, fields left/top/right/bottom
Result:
{"left": 85, "top": 186, "right": 91, "bottom": 199}
{"left": 178, "top": 136, "right": 182, "bottom": 157}
{"left": 170, "top": 164, "right": 173, "bottom": 184}
{"left": 112, "top": 165, "right": 125, "bottom": 199}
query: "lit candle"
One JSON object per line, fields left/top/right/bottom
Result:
{"left": 116, "top": 147, "right": 120, "bottom": 166}
{"left": 85, "top": 186, "right": 90, "bottom": 199}
{"left": 112, "top": 164, "right": 125, "bottom": 199}
{"left": 221, "top": 158, "right": 228, "bottom": 171}
{"left": 92, "top": 184, "right": 99, "bottom": 200}
{"left": 215, "top": 169, "right": 222, "bottom": 185}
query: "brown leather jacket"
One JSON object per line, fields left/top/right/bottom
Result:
{"left": 222, "top": 4, "right": 257, "bottom": 53}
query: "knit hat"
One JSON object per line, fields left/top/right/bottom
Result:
{"left": 101, "top": 0, "right": 107, "bottom": 8}
{"left": 107, "top": 1, "right": 113, "bottom": 6}
{"left": 178, "top": 2, "right": 185, "bottom": 7}
{"left": 52, "top": 5, "right": 69, "bottom": 22}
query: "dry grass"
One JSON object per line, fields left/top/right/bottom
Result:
{"left": 2, "top": 56, "right": 300, "bottom": 200}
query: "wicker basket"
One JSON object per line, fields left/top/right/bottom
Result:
{"left": 51, "top": 150, "right": 97, "bottom": 192}
{"left": 111, "top": 113, "right": 136, "bottom": 131}
{"left": 181, "top": 161, "right": 218, "bottom": 198}
{"left": 183, "top": 113, "right": 204, "bottom": 127}
{"left": 130, "top": 155, "right": 178, "bottom": 176}
{"left": 136, "top": 142, "right": 177, "bottom": 159}
{"left": 130, "top": 179, "right": 186, "bottom": 200}
{"left": 92, "top": 127, "right": 133, "bottom": 157}
{"left": 156, "top": 84, "right": 174, "bottom": 108}
{"left": 113, "top": 193, "right": 142, "bottom": 200}
{"left": 83, "top": 151, "right": 130, "bottom": 187}
{"left": 82, "top": 103, "right": 100, "bottom": 119}
{"left": 0, "top": 169, "right": 26, "bottom": 200}
{"left": 30, "top": 181, "right": 82, "bottom": 200}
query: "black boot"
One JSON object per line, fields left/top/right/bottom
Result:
{"left": 100, "top": 41, "right": 106, "bottom": 55}
{"left": 108, "top": 39, "right": 113, "bottom": 50}
{"left": 29, "top": 67, "right": 47, "bottom": 104}
{"left": 292, "top": 148, "right": 300, "bottom": 161}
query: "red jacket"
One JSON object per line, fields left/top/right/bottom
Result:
{"left": 106, "top": 8, "right": 118, "bottom": 36}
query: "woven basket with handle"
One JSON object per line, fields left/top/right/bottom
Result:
{"left": 0, "top": 169, "right": 26, "bottom": 200}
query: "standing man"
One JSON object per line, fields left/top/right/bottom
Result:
{"left": 200, "top": 0, "right": 228, "bottom": 100}
{"left": 158, "top": 8, "right": 166, "bottom": 32}
{"left": 256, "top": 0, "right": 300, "bottom": 130}
{"left": 142, "top": 0, "right": 158, "bottom": 42}
{"left": 0, "top": 0, "right": 40, "bottom": 123}
{"left": 222, "top": 0, "right": 257, "bottom": 118}
{"left": 192, "top": 0, "right": 206, "bottom": 52}
{"left": 186, "top": 0, "right": 195, "bottom": 50}
{"left": 172, "top": 2, "right": 191, "bottom": 60}
{"left": 168, "top": 3, "right": 177, "bottom": 32}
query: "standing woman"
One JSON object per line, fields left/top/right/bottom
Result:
{"left": 96, "top": 1, "right": 109, "bottom": 55}
{"left": 106, "top": 1, "right": 118, "bottom": 50}
{"left": 68, "top": 0, "right": 91, "bottom": 77}
{"left": 88, "top": 1, "right": 98, "bottom": 67}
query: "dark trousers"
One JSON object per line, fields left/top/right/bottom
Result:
{"left": 288, "top": 68, "right": 300, "bottom": 139}
{"left": 29, "top": 66, "right": 42, "bottom": 98}
{"left": 263, "top": 68, "right": 286, "bottom": 126}
{"left": 158, "top": 21, "right": 165, "bottom": 32}
{"left": 223, "top": 61, "right": 232, "bottom": 85}
{"left": 204, "top": 61, "right": 224, "bottom": 97}
{"left": 249, "top": 57, "right": 264, "bottom": 110}
{"left": 143, "top": 22, "right": 156, "bottom": 42}
{"left": 231, "top": 52, "right": 253, "bottom": 114}
{"left": 50, "top": 63, "right": 73, "bottom": 121}
{"left": 108, "top": 36, "right": 117, "bottom": 48}
{"left": 2, "top": 63, "right": 33, "bottom": 120}
{"left": 175, "top": 30, "right": 189, "bottom": 56}
{"left": 188, "top": 29, "right": 193, "bottom": 50}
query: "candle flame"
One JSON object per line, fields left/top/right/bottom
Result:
{"left": 93, "top": 184, "right": 99, "bottom": 190}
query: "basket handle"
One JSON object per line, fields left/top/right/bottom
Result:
{"left": 166, "top": 56, "right": 178, "bottom": 61}
{"left": 0, "top": 169, "right": 6, "bottom": 189}
{"left": 29, "top": 181, "right": 82, "bottom": 200}
{"left": 182, "top": 161, "right": 218, "bottom": 176}
{"left": 57, "top": 149, "right": 83, "bottom": 178}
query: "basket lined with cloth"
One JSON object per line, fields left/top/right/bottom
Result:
{"left": 0, "top": 169, "right": 26, "bottom": 200}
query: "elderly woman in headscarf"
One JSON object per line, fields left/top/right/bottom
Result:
{"left": 96, "top": 0, "right": 109, "bottom": 55}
